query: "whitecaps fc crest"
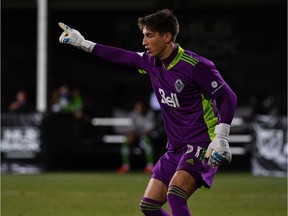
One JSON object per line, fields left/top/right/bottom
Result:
{"left": 174, "top": 79, "right": 184, "bottom": 93}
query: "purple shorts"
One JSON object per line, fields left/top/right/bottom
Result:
{"left": 152, "top": 144, "right": 218, "bottom": 189}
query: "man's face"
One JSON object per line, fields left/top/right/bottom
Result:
{"left": 142, "top": 26, "right": 169, "bottom": 59}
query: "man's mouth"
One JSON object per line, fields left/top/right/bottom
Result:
{"left": 146, "top": 48, "right": 151, "bottom": 54}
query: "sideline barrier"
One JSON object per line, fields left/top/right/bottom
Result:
{"left": 251, "top": 115, "right": 287, "bottom": 177}
{"left": 3, "top": 112, "right": 285, "bottom": 174}
{"left": 1, "top": 113, "right": 44, "bottom": 173}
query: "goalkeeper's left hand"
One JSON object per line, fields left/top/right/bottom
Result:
{"left": 58, "top": 22, "right": 96, "bottom": 53}
{"left": 205, "top": 123, "right": 232, "bottom": 167}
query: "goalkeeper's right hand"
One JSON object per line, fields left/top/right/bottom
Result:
{"left": 58, "top": 22, "right": 96, "bottom": 53}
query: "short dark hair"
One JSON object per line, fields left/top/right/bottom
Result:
{"left": 138, "top": 9, "right": 179, "bottom": 42}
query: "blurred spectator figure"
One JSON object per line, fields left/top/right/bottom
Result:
{"left": 51, "top": 85, "right": 84, "bottom": 119}
{"left": 8, "top": 90, "right": 33, "bottom": 112}
{"left": 51, "top": 85, "right": 71, "bottom": 113}
{"left": 149, "top": 91, "right": 164, "bottom": 134}
{"left": 251, "top": 94, "right": 280, "bottom": 116}
{"left": 117, "top": 101, "right": 155, "bottom": 174}
{"left": 68, "top": 88, "right": 84, "bottom": 119}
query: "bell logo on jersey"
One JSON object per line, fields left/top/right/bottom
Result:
{"left": 159, "top": 88, "right": 180, "bottom": 108}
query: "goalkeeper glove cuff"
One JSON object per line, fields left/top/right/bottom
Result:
{"left": 81, "top": 40, "right": 96, "bottom": 53}
{"left": 214, "top": 123, "right": 230, "bottom": 140}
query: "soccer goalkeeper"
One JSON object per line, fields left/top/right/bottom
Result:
{"left": 59, "top": 9, "right": 237, "bottom": 216}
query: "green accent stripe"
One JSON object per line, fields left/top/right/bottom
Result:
{"left": 181, "top": 53, "right": 199, "bottom": 66}
{"left": 139, "top": 200, "right": 161, "bottom": 211}
{"left": 164, "top": 44, "right": 199, "bottom": 70}
{"left": 199, "top": 148, "right": 207, "bottom": 161}
{"left": 166, "top": 45, "right": 184, "bottom": 70}
{"left": 138, "top": 69, "right": 147, "bottom": 74}
{"left": 201, "top": 94, "right": 218, "bottom": 141}
{"left": 167, "top": 186, "right": 189, "bottom": 200}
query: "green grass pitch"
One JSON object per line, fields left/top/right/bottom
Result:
{"left": 1, "top": 172, "right": 287, "bottom": 216}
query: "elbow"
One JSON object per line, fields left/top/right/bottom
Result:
{"left": 221, "top": 86, "right": 238, "bottom": 109}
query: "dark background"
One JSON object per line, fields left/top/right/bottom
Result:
{"left": 2, "top": 0, "right": 287, "bottom": 116}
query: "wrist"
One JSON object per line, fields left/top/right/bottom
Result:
{"left": 81, "top": 40, "right": 96, "bottom": 52}
{"left": 215, "top": 123, "right": 230, "bottom": 139}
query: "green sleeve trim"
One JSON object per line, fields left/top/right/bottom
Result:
{"left": 138, "top": 69, "right": 147, "bottom": 74}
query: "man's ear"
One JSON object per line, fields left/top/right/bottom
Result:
{"left": 164, "top": 33, "right": 173, "bottom": 43}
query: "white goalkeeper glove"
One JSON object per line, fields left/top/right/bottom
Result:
{"left": 205, "top": 123, "right": 232, "bottom": 167}
{"left": 58, "top": 22, "right": 96, "bottom": 53}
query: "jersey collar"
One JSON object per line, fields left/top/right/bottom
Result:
{"left": 161, "top": 44, "right": 184, "bottom": 70}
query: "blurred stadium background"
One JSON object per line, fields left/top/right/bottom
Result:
{"left": 1, "top": 0, "right": 287, "bottom": 215}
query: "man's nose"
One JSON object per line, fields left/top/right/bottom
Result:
{"left": 142, "top": 37, "right": 147, "bottom": 46}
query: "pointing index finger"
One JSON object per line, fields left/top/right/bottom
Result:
{"left": 58, "top": 22, "right": 71, "bottom": 34}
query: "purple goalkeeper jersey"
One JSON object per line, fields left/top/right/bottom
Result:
{"left": 92, "top": 44, "right": 237, "bottom": 151}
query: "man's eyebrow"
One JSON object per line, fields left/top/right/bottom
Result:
{"left": 143, "top": 31, "right": 152, "bottom": 36}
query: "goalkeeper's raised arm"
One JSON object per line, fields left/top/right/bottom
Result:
{"left": 59, "top": 22, "right": 141, "bottom": 67}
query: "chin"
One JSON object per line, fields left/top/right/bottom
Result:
{"left": 149, "top": 52, "right": 157, "bottom": 58}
